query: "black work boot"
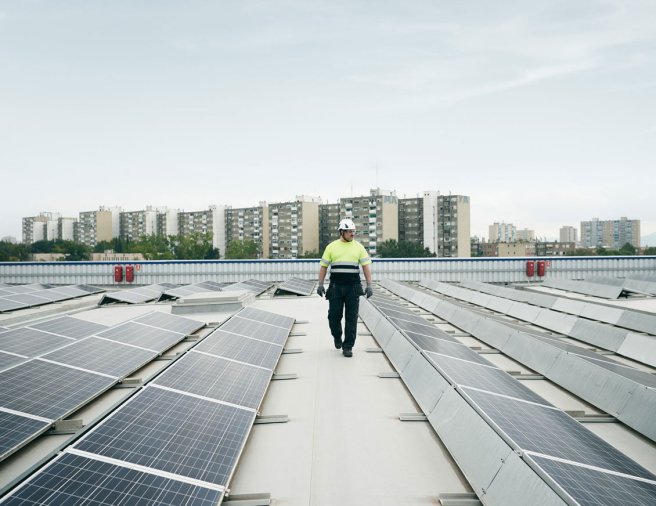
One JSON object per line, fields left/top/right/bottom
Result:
{"left": 333, "top": 336, "right": 343, "bottom": 349}
{"left": 342, "top": 348, "right": 353, "bottom": 357}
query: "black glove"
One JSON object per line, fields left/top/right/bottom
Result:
{"left": 317, "top": 284, "right": 326, "bottom": 297}
{"left": 365, "top": 284, "right": 373, "bottom": 298}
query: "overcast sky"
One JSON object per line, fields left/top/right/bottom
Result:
{"left": 1, "top": 0, "right": 655, "bottom": 242}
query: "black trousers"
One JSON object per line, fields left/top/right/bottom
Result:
{"left": 327, "top": 283, "right": 364, "bottom": 349}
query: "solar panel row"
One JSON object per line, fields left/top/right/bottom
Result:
{"left": 99, "top": 283, "right": 178, "bottom": 306}
{"left": 378, "top": 280, "right": 656, "bottom": 505}
{"left": 162, "top": 280, "right": 225, "bottom": 300}
{"left": 274, "top": 277, "right": 315, "bottom": 296}
{"left": 0, "top": 284, "right": 104, "bottom": 313}
{"left": 223, "top": 279, "right": 272, "bottom": 295}
{"left": 1, "top": 306, "right": 293, "bottom": 504}
{"left": 0, "top": 311, "right": 205, "bottom": 463}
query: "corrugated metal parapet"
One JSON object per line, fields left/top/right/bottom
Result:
{"left": 1, "top": 256, "right": 655, "bottom": 285}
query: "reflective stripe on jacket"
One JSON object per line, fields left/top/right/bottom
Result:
{"left": 320, "top": 239, "right": 371, "bottom": 284}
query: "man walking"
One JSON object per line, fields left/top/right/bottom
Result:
{"left": 317, "top": 218, "right": 373, "bottom": 357}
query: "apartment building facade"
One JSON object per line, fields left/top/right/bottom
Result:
{"left": 77, "top": 208, "right": 114, "bottom": 247}
{"left": 341, "top": 188, "right": 398, "bottom": 256}
{"left": 120, "top": 208, "right": 157, "bottom": 242}
{"left": 21, "top": 215, "right": 48, "bottom": 244}
{"left": 269, "top": 197, "right": 319, "bottom": 259}
{"left": 560, "top": 226, "right": 578, "bottom": 244}
{"left": 581, "top": 217, "right": 641, "bottom": 249}
{"left": 437, "top": 194, "right": 471, "bottom": 257}
{"left": 178, "top": 205, "right": 226, "bottom": 253}
{"left": 319, "top": 202, "right": 340, "bottom": 252}
{"left": 225, "top": 203, "right": 269, "bottom": 258}
{"left": 489, "top": 222, "right": 516, "bottom": 243}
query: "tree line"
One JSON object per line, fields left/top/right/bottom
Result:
{"left": 1, "top": 236, "right": 653, "bottom": 262}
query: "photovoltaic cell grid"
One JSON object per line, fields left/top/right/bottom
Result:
{"left": 0, "top": 359, "right": 116, "bottom": 420}
{"left": 153, "top": 352, "right": 272, "bottom": 410}
{"left": 274, "top": 277, "right": 315, "bottom": 296}
{"left": 194, "top": 330, "right": 283, "bottom": 370}
{"left": 220, "top": 316, "right": 291, "bottom": 346}
{"left": 223, "top": 279, "right": 272, "bottom": 295}
{"left": 133, "top": 311, "right": 205, "bottom": 336}
{"left": 462, "top": 387, "right": 656, "bottom": 481}
{"left": 26, "top": 315, "right": 109, "bottom": 340}
{"left": 527, "top": 454, "right": 656, "bottom": 506}
{"left": 95, "top": 322, "right": 187, "bottom": 352}
{"left": 99, "top": 283, "right": 178, "bottom": 305}
{"left": 0, "top": 284, "right": 103, "bottom": 313}
{"left": 0, "top": 351, "right": 26, "bottom": 371}
{"left": 0, "top": 411, "right": 51, "bottom": 461}
{"left": 162, "top": 281, "right": 224, "bottom": 300}
{"left": 75, "top": 386, "right": 256, "bottom": 486}
{"left": 0, "top": 327, "right": 74, "bottom": 358}
{"left": 1, "top": 452, "right": 223, "bottom": 506}
{"left": 41, "top": 337, "right": 158, "bottom": 379}
{"left": 425, "top": 352, "right": 551, "bottom": 406}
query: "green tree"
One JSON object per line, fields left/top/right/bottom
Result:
{"left": 94, "top": 238, "right": 129, "bottom": 253}
{"left": 225, "top": 239, "right": 258, "bottom": 259}
{"left": 172, "top": 232, "right": 218, "bottom": 259}
{"left": 644, "top": 246, "right": 656, "bottom": 255}
{"left": 0, "top": 241, "right": 30, "bottom": 261}
{"left": 566, "top": 248, "right": 595, "bottom": 256}
{"left": 301, "top": 250, "right": 320, "bottom": 259}
{"left": 618, "top": 242, "right": 636, "bottom": 255}
{"left": 30, "top": 240, "right": 55, "bottom": 253}
{"left": 132, "top": 234, "right": 175, "bottom": 260}
{"left": 378, "top": 239, "right": 436, "bottom": 258}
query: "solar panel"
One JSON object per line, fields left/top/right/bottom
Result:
{"left": 237, "top": 307, "right": 295, "bottom": 329}
{"left": 0, "top": 351, "right": 26, "bottom": 371}
{"left": 527, "top": 454, "right": 656, "bottom": 506}
{"left": 0, "top": 410, "right": 51, "bottom": 461}
{"left": 41, "top": 338, "right": 158, "bottom": 379}
{"left": 274, "top": 277, "right": 315, "bottom": 296}
{"left": 133, "top": 312, "right": 205, "bottom": 336}
{"left": 98, "top": 284, "right": 174, "bottom": 305}
{"left": 3, "top": 293, "right": 51, "bottom": 306}
{"left": 221, "top": 317, "right": 290, "bottom": 346}
{"left": 28, "top": 316, "right": 109, "bottom": 339}
{"left": 95, "top": 322, "right": 186, "bottom": 352}
{"left": 427, "top": 353, "right": 550, "bottom": 406}
{"left": 388, "top": 317, "right": 443, "bottom": 338}
{"left": 462, "top": 387, "right": 655, "bottom": 480}
{"left": 194, "top": 330, "right": 282, "bottom": 370}
{"left": 407, "top": 334, "right": 489, "bottom": 364}
{"left": 1, "top": 452, "right": 223, "bottom": 505}
{"left": 75, "top": 386, "right": 255, "bottom": 486}
{"left": 0, "top": 359, "right": 116, "bottom": 420}
{"left": 0, "top": 328, "right": 75, "bottom": 357}
{"left": 153, "top": 352, "right": 272, "bottom": 410}
{"left": 162, "top": 281, "right": 223, "bottom": 300}
{"left": 223, "top": 279, "right": 272, "bottom": 295}
{"left": 579, "top": 356, "right": 656, "bottom": 388}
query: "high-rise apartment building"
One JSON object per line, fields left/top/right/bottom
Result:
{"left": 560, "top": 226, "right": 578, "bottom": 244}
{"left": 516, "top": 228, "right": 535, "bottom": 242}
{"left": 225, "top": 203, "right": 269, "bottom": 258}
{"left": 489, "top": 222, "right": 516, "bottom": 243}
{"left": 580, "top": 217, "right": 640, "bottom": 249}
{"left": 319, "top": 202, "right": 340, "bottom": 251}
{"left": 120, "top": 207, "right": 158, "bottom": 242}
{"left": 341, "top": 188, "right": 398, "bottom": 256}
{"left": 398, "top": 197, "right": 423, "bottom": 246}
{"left": 157, "top": 208, "right": 180, "bottom": 238}
{"left": 58, "top": 217, "right": 77, "bottom": 241}
{"left": 77, "top": 208, "right": 114, "bottom": 247}
{"left": 437, "top": 194, "right": 471, "bottom": 257}
{"left": 269, "top": 196, "right": 320, "bottom": 259}
{"left": 178, "top": 205, "right": 226, "bottom": 253}
{"left": 22, "top": 215, "right": 48, "bottom": 244}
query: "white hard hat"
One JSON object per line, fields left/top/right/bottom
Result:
{"left": 338, "top": 218, "right": 356, "bottom": 231}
